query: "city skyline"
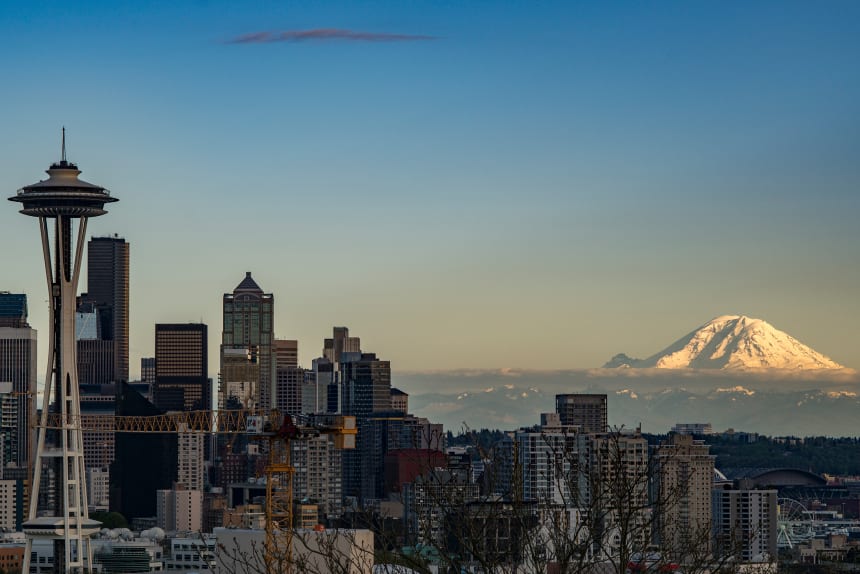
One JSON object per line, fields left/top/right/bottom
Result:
{"left": 1, "top": 1, "right": 858, "bottom": 378}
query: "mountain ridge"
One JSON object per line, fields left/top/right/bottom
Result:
{"left": 604, "top": 315, "right": 846, "bottom": 371}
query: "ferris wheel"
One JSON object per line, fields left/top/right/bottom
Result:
{"left": 777, "top": 498, "right": 814, "bottom": 548}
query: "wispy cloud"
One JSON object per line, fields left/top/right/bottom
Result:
{"left": 225, "top": 28, "right": 437, "bottom": 45}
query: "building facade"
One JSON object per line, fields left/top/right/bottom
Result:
{"left": 177, "top": 425, "right": 205, "bottom": 492}
{"left": 341, "top": 353, "right": 391, "bottom": 503}
{"left": 154, "top": 323, "right": 209, "bottom": 411}
{"left": 712, "top": 488, "right": 778, "bottom": 564}
{"left": 653, "top": 433, "right": 715, "bottom": 556}
{"left": 220, "top": 273, "right": 274, "bottom": 410}
{"left": 0, "top": 293, "right": 37, "bottom": 470}
{"left": 157, "top": 488, "right": 204, "bottom": 533}
{"left": 496, "top": 413, "right": 588, "bottom": 505}
{"left": 555, "top": 393, "right": 608, "bottom": 433}
{"left": 82, "top": 235, "right": 129, "bottom": 382}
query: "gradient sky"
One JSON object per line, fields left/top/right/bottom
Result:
{"left": 1, "top": 1, "right": 858, "bottom": 379}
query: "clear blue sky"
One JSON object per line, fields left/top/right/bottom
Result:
{"left": 2, "top": 1, "right": 858, "bottom": 376}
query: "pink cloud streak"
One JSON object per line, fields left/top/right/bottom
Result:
{"left": 226, "top": 28, "right": 437, "bottom": 44}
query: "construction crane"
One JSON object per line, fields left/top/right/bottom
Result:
{"left": 42, "top": 408, "right": 357, "bottom": 573}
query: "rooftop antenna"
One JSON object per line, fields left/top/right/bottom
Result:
{"left": 61, "top": 126, "right": 67, "bottom": 162}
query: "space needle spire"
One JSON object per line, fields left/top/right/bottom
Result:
{"left": 9, "top": 132, "right": 118, "bottom": 573}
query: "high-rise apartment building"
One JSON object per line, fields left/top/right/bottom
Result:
{"left": 496, "top": 413, "right": 587, "bottom": 505}
{"left": 82, "top": 235, "right": 129, "bottom": 382}
{"left": 157, "top": 487, "right": 203, "bottom": 533}
{"left": 178, "top": 425, "right": 204, "bottom": 492}
{"left": 588, "top": 430, "right": 650, "bottom": 559}
{"left": 0, "top": 293, "right": 37, "bottom": 470}
{"left": 290, "top": 435, "right": 343, "bottom": 520}
{"left": 712, "top": 488, "right": 777, "bottom": 564}
{"left": 555, "top": 393, "right": 608, "bottom": 433}
{"left": 154, "top": 323, "right": 209, "bottom": 411}
{"left": 653, "top": 433, "right": 715, "bottom": 555}
{"left": 221, "top": 273, "right": 274, "bottom": 410}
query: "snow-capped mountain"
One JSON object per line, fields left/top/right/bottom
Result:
{"left": 604, "top": 315, "right": 845, "bottom": 370}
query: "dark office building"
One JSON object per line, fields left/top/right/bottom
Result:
{"left": 341, "top": 353, "right": 392, "bottom": 417}
{"left": 81, "top": 235, "right": 130, "bottom": 383}
{"left": 76, "top": 339, "right": 115, "bottom": 386}
{"left": 275, "top": 366, "right": 304, "bottom": 416}
{"left": 110, "top": 382, "right": 178, "bottom": 520}
{"left": 0, "top": 293, "right": 28, "bottom": 328}
{"left": 140, "top": 357, "right": 156, "bottom": 385}
{"left": 341, "top": 353, "right": 391, "bottom": 503}
{"left": 154, "top": 323, "right": 210, "bottom": 411}
{"left": 555, "top": 393, "right": 608, "bottom": 433}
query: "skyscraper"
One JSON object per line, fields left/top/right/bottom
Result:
{"left": 340, "top": 352, "right": 391, "bottom": 503}
{"left": 0, "top": 293, "right": 37, "bottom": 471}
{"left": 75, "top": 308, "right": 114, "bottom": 386}
{"left": 274, "top": 339, "right": 303, "bottom": 414}
{"left": 273, "top": 339, "right": 298, "bottom": 369}
{"left": 555, "top": 393, "right": 608, "bottom": 433}
{"left": 496, "top": 413, "right": 586, "bottom": 505}
{"left": 323, "top": 326, "right": 360, "bottom": 370}
{"left": 653, "top": 433, "right": 715, "bottom": 554}
{"left": 81, "top": 235, "right": 129, "bottom": 383}
{"left": 154, "top": 323, "right": 209, "bottom": 411}
{"left": 220, "top": 273, "right": 274, "bottom": 410}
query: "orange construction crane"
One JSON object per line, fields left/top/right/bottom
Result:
{"left": 42, "top": 408, "right": 357, "bottom": 574}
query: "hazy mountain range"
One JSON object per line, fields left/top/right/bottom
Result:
{"left": 402, "top": 316, "right": 859, "bottom": 437}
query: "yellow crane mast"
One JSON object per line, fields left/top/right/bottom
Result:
{"left": 42, "top": 409, "right": 357, "bottom": 574}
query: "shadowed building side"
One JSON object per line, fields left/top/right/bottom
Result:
{"left": 110, "top": 382, "right": 178, "bottom": 521}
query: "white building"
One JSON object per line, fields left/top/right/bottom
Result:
{"left": 0, "top": 480, "right": 19, "bottom": 530}
{"left": 86, "top": 467, "right": 110, "bottom": 511}
{"left": 157, "top": 487, "right": 203, "bottom": 533}
{"left": 214, "top": 527, "right": 374, "bottom": 574}
{"left": 177, "top": 424, "right": 204, "bottom": 491}
{"left": 163, "top": 534, "right": 216, "bottom": 571}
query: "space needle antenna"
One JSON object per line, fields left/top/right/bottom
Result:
{"left": 61, "top": 126, "right": 66, "bottom": 162}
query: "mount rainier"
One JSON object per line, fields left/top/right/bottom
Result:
{"left": 604, "top": 315, "right": 846, "bottom": 371}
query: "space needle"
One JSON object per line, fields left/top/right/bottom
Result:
{"left": 9, "top": 131, "right": 117, "bottom": 573}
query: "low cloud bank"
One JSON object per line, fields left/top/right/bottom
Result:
{"left": 396, "top": 369, "right": 860, "bottom": 436}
